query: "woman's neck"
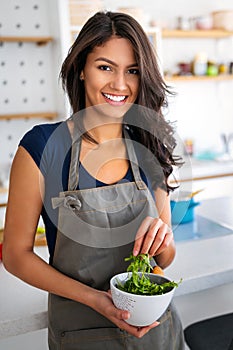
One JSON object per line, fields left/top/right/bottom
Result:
{"left": 83, "top": 112, "right": 123, "bottom": 144}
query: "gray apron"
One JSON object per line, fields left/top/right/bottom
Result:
{"left": 48, "top": 120, "right": 185, "bottom": 350}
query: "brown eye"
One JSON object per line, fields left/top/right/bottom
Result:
{"left": 128, "top": 68, "right": 139, "bottom": 75}
{"left": 98, "top": 65, "right": 111, "bottom": 71}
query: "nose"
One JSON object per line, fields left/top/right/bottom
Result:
{"left": 109, "top": 71, "right": 128, "bottom": 91}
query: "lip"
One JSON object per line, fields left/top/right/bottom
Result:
{"left": 102, "top": 92, "right": 128, "bottom": 106}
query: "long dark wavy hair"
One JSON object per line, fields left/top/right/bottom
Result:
{"left": 60, "top": 11, "right": 182, "bottom": 193}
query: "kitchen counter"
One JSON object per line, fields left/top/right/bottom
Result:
{"left": 1, "top": 197, "right": 233, "bottom": 339}
{"left": 172, "top": 157, "right": 233, "bottom": 182}
{"left": 167, "top": 234, "right": 233, "bottom": 296}
{"left": 166, "top": 196, "right": 233, "bottom": 295}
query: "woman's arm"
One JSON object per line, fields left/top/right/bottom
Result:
{"left": 3, "top": 146, "right": 158, "bottom": 338}
{"left": 3, "top": 146, "right": 95, "bottom": 302}
{"left": 133, "top": 187, "right": 175, "bottom": 269}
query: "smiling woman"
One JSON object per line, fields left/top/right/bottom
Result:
{"left": 3, "top": 11, "right": 184, "bottom": 350}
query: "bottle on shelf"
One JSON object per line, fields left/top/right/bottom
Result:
{"left": 192, "top": 52, "right": 208, "bottom": 76}
{"left": 184, "top": 139, "right": 194, "bottom": 156}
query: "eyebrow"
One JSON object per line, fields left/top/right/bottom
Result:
{"left": 94, "top": 57, "right": 138, "bottom": 68}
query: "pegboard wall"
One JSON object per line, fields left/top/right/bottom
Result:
{"left": 0, "top": 0, "right": 63, "bottom": 177}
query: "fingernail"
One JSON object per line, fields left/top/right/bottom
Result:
{"left": 133, "top": 249, "right": 138, "bottom": 256}
{"left": 123, "top": 312, "right": 130, "bottom": 320}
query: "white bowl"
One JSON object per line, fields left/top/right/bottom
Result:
{"left": 110, "top": 272, "right": 175, "bottom": 326}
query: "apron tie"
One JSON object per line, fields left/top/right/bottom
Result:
{"left": 52, "top": 195, "right": 82, "bottom": 211}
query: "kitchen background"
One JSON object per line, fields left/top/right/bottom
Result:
{"left": 0, "top": 1, "right": 233, "bottom": 349}
{"left": 0, "top": 0, "right": 233, "bottom": 201}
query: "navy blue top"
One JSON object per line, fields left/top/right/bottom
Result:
{"left": 19, "top": 121, "right": 154, "bottom": 261}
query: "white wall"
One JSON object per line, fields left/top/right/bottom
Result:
{"left": 0, "top": 0, "right": 67, "bottom": 179}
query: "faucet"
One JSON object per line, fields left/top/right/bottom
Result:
{"left": 221, "top": 133, "right": 233, "bottom": 159}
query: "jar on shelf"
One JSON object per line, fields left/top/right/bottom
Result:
{"left": 218, "top": 63, "right": 229, "bottom": 75}
{"left": 192, "top": 52, "right": 208, "bottom": 76}
{"left": 178, "top": 62, "right": 192, "bottom": 75}
{"left": 207, "top": 61, "right": 218, "bottom": 76}
{"left": 176, "top": 16, "right": 190, "bottom": 30}
{"left": 184, "top": 139, "right": 194, "bottom": 156}
{"left": 195, "top": 15, "right": 213, "bottom": 30}
{"left": 229, "top": 62, "right": 233, "bottom": 74}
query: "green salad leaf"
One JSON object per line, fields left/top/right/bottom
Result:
{"left": 117, "top": 253, "right": 181, "bottom": 296}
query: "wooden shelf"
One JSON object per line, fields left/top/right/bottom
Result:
{"left": 0, "top": 36, "right": 53, "bottom": 45}
{"left": 165, "top": 74, "right": 233, "bottom": 82}
{"left": 0, "top": 112, "right": 58, "bottom": 121}
{"left": 162, "top": 29, "right": 233, "bottom": 39}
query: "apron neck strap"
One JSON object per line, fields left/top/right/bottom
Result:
{"left": 123, "top": 127, "right": 147, "bottom": 190}
{"left": 67, "top": 115, "right": 82, "bottom": 191}
{"left": 67, "top": 116, "right": 146, "bottom": 191}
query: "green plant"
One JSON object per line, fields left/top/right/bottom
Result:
{"left": 117, "top": 253, "right": 181, "bottom": 295}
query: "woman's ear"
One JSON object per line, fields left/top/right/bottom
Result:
{"left": 80, "top": 71, "right": 84, "bottom": 81}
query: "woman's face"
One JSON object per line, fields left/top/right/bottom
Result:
{"left": 80, "top": 36, "right": 140, "bottom": 119}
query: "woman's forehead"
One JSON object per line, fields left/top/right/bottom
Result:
{"left": 88, "top": 37, "right": 137, "bottom": 64}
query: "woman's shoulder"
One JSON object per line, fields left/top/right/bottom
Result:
{"left": 19, "top": 121, "right": 68, "bottom": 172}
{"left": 21, "top": 121, "right": 63, "bottom": 141}
{"left": 19, "top": 120, "right": 71, "bottom": 150}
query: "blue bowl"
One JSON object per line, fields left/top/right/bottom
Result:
{"left": 170, "top": 198, "right": 200, "bottom": 224}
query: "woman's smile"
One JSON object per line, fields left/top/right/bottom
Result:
{"left": 102, "top": 92, "right": 128, "bottom": 105}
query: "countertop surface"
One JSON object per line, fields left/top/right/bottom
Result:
{"left": 172, "top": 157, "right": 233, "bottom": 181}
{"left": 1, "top": 197, "right": 233, "bottom": 339}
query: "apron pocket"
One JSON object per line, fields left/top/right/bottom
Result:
{"left": 60, "top": 327, "right": 127, "bottom": 350}
{"left": 124, "top": 307, "right": 175, "bottom": 350}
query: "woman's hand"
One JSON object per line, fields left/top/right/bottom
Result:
{"left": 133, "top": 216, "right": 174, "bottom": 258}
{"left": 92, "top": 290, "right": 160, "bottom": 338}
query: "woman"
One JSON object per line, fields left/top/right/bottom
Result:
{"left": 3, "top": 11, "right": 185, "bottom": 349}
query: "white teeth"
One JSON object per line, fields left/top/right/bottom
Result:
{"left": 103, "top": 93, "right": 126, "bottom": 102}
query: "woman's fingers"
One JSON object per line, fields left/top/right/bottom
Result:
{"left": 140, "top": 219, "right": 165, "bottom": 255}
{"left": 106, "top": 290, "right": 160, "bottom": 338}
{"left": 151, "top": 229, "right": 173, "bottom": 256}
{"left": 133, "top": 216, "right": 154, "bottom": 256}
{"left": 116, "top": 319, "right": 160, "bottom": 338}
{"left": 105, "top": 293, "right": 130, "bottom": 321}
{"left": 133, "top": 216, "right": 173, "bottom": 256}
{"left": 115, "top": 308, "right": 130, "bottom": 321}
{"left": 146, "top": 223, "right": 173, "bottom": 256}
{"left": 104, "top": 285, "right": 160, "bottom": 338}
